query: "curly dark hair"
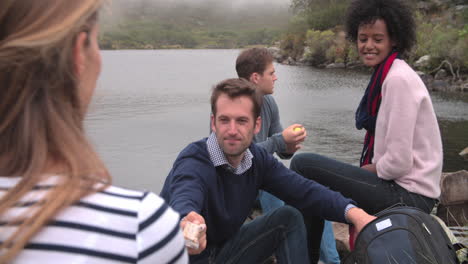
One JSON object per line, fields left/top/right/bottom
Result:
{"left": 345, "top": 0, "right": 416, "bottom": 56}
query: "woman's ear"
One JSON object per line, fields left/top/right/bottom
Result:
{"left": 73, "top": 31, "right": 89, "bottom": 77}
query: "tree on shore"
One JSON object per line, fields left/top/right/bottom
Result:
{"left": 282, "top": 0, "right": 468, "bottom": 80}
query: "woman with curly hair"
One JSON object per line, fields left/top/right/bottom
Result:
{"left": 0, "top": 0, "right": 189, "bottom": 263}
{"left": 290, "top": 0, "right": 442, "bottom": 262}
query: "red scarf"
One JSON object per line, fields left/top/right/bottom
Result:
{"left": 355, "top": 51, "right": 399, "bottom": 166}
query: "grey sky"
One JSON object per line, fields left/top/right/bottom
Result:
{"left": 102, "top": 0, "right": 292, "bottom": 25}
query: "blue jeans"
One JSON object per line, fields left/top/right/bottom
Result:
{"left": 259, "top": 190, "right": 284, "bottom": 213}
{"left": 212, "top": 205, "right": 309, "bottom": 264}
{"left": 259, "top": 191, "right": 340, "bottom": 263}
{"left": 290, "top": 152, "right": 437, "bottom": 263}
{"left": 320, "top": 221, "right": 340, "bottom": 264}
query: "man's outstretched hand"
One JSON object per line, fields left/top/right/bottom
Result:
{"left": 347, "top": 207, "right": 376, "bottom": 234}
{"left": 180, "top": 211, "right": 207, "bottom": 255}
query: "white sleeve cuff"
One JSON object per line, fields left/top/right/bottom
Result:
{"left": 344, "top": 204, "right": 357, "bottom": 223}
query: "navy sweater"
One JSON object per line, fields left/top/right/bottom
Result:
{"left": 160, "top": 138, "right": 354, "bottom": 263}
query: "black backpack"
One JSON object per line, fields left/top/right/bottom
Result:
{"left": 343, "top": 206, "right": 459, "bottom": 264}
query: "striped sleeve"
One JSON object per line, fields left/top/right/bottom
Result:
{"left": 137, "top": 192, "right": 188, "bottom": 264}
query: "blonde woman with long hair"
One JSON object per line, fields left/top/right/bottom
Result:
{"left": 0, "top": 1, "right": 188, "bottom": 263}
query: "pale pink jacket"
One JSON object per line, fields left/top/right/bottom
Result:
{"left": 374, "top": 59, "right": 442, "bottom": 199}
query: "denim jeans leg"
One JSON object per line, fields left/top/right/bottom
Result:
{"left": 214, "top": 205, "right": 309, "bottom": 264}
{"left": 290, "top": 152, "right": 436, "bottom": 213}
{"left": 290, "top": 152, "right": 437, "bottom": 264}
{"left": 319, "top": 220, "right": 340, "bottom": 264}
{"left": 259, "top": 190, "right": 285, "bottom": 214}
{"left": 290, "top": 152, "right": 398, "bottom": 214}
{"left": 290, "top": 152, "right": 387, "bottom": 264}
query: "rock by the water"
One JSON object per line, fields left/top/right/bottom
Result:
{"left": 414, "top": 55, "right": 431, "bottom": 69}
{"left": 439, "top": 170, "right": 468, "bottom": 205}
{"left": 455, "top": 5, "right": 468, "bottom": 11}
{"left": 431, "top": 79, "right": 450, "bottom": 91}
{"left": 460, "top": 147, "right": 468, "bottom": 159}
{"left": 326, "top": 63, "right": 345, "bottom": 69}
{"left": 437, "top": 170, "right": 468, "bottom": 226}
{"left": 435, "top": 69, "right": 448, "bottom": 80}
{"left": 268, "top": 47, "right": 282, "bottom": 61}
{"left": 437, "top": 202, "right": 468, "bottom": 226}
{"left": 346, "top": 61, "right": 367, "bottom": 70}
{"left": 416, "top": 71, "right": 426, "bottom": 76}
{"left": 284, "top": 57, "right": 296, "bottom": 65}
{"left": 461, "top": 82, "right": 468, "bottom": 92}
{"left": 332, "top": 222, "right": 351, "bottom": 259}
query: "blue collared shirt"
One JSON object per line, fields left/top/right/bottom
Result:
{"left": 207, "top": 132, "right": 253, "bottom": 175}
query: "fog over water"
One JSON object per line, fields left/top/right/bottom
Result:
{"left": 103, "top": 0, "right": 290, "bottom": 18}
{"left": 111, "top": 0, "right": 289, "bottom": 7}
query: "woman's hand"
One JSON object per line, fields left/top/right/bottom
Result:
{"left": 361, "top": 163, "right": 377, "bottom": 173}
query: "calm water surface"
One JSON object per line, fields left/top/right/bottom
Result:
{"left": 86, "top": 50, "right": 468, "bottom": 193}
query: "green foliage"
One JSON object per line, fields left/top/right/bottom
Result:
{"left": 287, "top": 15, "right": 310, "bottom": 35}
{"left": 240, "top": 29, "right": 281, "bottom": 47}
{"left": 460, "top": 7, "right": 468, "bottom": 24}
{"left": 280, "top": 33, "right": 306, "bottom": 61}
{"left": 429, "top": 26, "right": 459, "bottom": 60}
{"left": 284, "top": 1, "right": 468, "bottom": 73}
{"left": 99, "top": 0, "right": 290, "bottom": 49}
{"left": 459, "top": 24, "right": 468, "bottom": 38}
{"left": 304, "top": 2, "right": 348, "bottom": 31}
{"left": 282, "top": 0, "right": 350, "bottom": 65}
{"left": 304, "top": 30, "right": 334, "bottom": 65}
{"left": 412, "top": 13, "right": 467, "bottom": 72}
{"left": 100, "top": 21, "right": 200, "bottom": 49}
{"left": 289, "top": 0, "right": 349, "bottom": 31}
{"left": 347, "top": 44, "right": 359, "bottom": 63}
{"left": 449, "top": 34, "right": 468, "bottom": 72}
{"left": 290, "top": 0, "right": 348, "bottom": 14}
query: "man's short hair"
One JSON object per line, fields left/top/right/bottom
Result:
{"left": 235, "top": 48, "right": 274, "bottom": 80}
{"left": 211, "top": 78, "right": 263, "bottom": 119}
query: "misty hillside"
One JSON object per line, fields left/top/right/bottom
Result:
{"left": 100, "top": 0, "right": 291, "bottom": 49}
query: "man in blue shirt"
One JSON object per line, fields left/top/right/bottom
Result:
{"left": 161, "top": 78, "right": 375, "bottom": 263}
{"left": 237, "top": 47, "right": 341, "bottom": 263}
{"left": 236, "top": 47, "right": 306, "bottom": 213}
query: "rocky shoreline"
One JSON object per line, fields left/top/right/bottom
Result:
{"left": 268, "top": 46, "right": 468, "bottom": 93}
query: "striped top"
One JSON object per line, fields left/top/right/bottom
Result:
{"left": 0, "top": 176, "right": 188, "bottom": 264}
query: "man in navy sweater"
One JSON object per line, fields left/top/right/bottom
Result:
{"left": 160, "top": 78, "right": 375, "bottom": 264}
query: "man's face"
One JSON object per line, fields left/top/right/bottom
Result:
{"left": 251, "top": 62, "right": 277, "bottom": 95}
{"left": 211, "top": 94, "right": 261, "bottom": 161}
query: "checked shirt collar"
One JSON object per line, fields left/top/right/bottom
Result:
{"left": 207, "top": 132, "right": 253, "bottom": 175}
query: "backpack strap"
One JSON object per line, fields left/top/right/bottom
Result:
{"left": 453, "top": 243, "right": 467, "bottom": 264}
{"left": 431, "top": 214, "right": 467, "bottom": 264}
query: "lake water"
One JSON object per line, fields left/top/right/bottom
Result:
{"left": 86, "top": 49, "right": 468, "bottom": 193}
